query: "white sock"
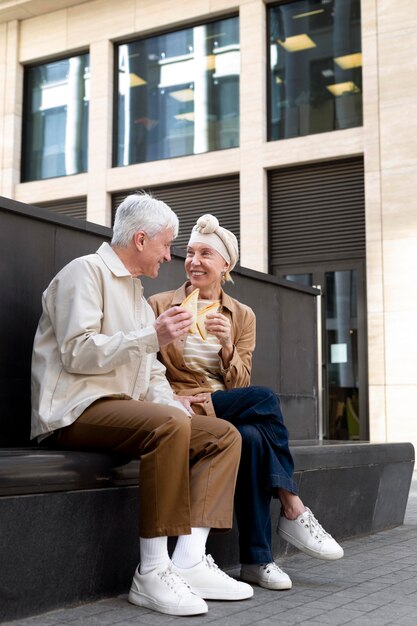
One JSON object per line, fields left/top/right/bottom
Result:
{"left": 172, "top": 527, "right": 210, "bottom": 569}
{"left": 139, "top": 536, "right": 170, "bottom": 575}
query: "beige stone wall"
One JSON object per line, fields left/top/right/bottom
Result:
{"left": 1, "top": 0, "right": 416, "bottom": 452}
{"left": 0, "top": 20, "right": 22, "bottom": 198}
{"left": 369, "top": 0, "right": 417, "bottom": 449}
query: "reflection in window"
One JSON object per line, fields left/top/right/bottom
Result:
{"left": 284, "top": 273, "right": 313, "bottom": 287}
{"left": 115, "top": 17, "right": 240, "bottom": 166}
{"left": 325, "top": 269, "right": 359, "bottom": 439}
{"left": 22, "top": 54, "right": 90, "bottom": 181}
{"left": 268, "top": 0, "right": 362, "bottom": 141}
{"left": 326, "top": 270, "right": 358, "bottom": 388}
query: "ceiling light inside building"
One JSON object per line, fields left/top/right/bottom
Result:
{"left": 206, "top": 55, "right": 216, "bottom": 71}
{"left": 174, "top": 112, "right": 195, "bottom": 122}
{"left": 322, "top": 68, "right": 334, "bottom": 77}
{"left": 130, "top": 73, "right": 147, "bottom": 87}
{"left": 277, "top": 34, "right": 317, "bottom": 52}
{"left": 334, "top": 53, "right": 363, "bottom": 69}
{"left": 293, "top": 9, "right": 324, "bottom": 19}
{"left": 326, "top": 81, "right": 360, "bottom": 96}
{"left": 168, "top": 88, "right": 194, "bottom": 102}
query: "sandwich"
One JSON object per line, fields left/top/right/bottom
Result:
{"left": 196, "top": 302, "right": 219, "bottom": 340}
{"left": 180, "top": 288, "right": 199, "bottom": 334}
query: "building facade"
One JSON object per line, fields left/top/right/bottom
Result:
{"left": 1, "top": 0, "right": 416, "bottom": 452}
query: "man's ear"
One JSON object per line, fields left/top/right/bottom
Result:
{"left": 133, "top": 230, "right": 146, "bottom": 250}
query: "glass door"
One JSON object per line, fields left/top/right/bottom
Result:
{"left": 281, "top": 260, "right": 367, "bottom": 440}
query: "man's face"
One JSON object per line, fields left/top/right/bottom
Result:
{"left": 139, "top": 227, "right": 174, "bottom": 278}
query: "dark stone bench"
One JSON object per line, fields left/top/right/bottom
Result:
{"left": 0, "top": 441, "right": 414, "bottom": 621}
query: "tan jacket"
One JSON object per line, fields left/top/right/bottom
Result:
{"left": 148, "top": 283, "right": 256, "bottom": 415}
{"left": 31, "top": 243, "right": 186, "bottom": 439}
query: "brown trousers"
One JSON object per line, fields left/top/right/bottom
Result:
{"left": 51, "top": 397, "right": 241, "bottom": 538}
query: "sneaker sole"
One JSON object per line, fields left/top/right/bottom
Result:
{"left": 128, "top": 588, "right": 208, "bottom": 616}
{"left": 279, "top": 529, "right": 344, "bottom": 560}
{"left": 191, "top": 586, "right": 254, "bottom": 600}
{"left": 240, "top": 573, "right": 292, "bottom": 590}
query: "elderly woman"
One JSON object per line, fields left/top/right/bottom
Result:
{"left": 149, "top": 215, "right": 343, "bottom": 591}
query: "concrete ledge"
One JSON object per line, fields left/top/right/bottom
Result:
{"left": 0, "top": 441, "right": 414, "bottom": 621}
{"left": 0, "top": 448, "right": 139, "bottom": 496}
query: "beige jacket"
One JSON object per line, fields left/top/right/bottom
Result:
{"left": 31, "top": 243, "right": 186, "bottom": 439}
{"left": 148, "top": 283, "right": 256, "bottom": 415}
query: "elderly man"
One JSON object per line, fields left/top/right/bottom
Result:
{"left": 31, "top": 192, "right": 252, "bottom": 617}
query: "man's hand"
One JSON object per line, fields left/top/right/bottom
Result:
{"left": 154, "top": 306, "right": 193, "bottom": 346}
{"left": 176, "top": 394, "right": 209, "bottom": 413}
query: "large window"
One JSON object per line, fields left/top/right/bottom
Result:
{"left": 268, "top": 0, "right": 362, "bottom": 141}
{"left": 115, "top": 17, "right": 240, "bottom": 166}
{"left": 22, "top": 54, "right": 90, "bottom": 182}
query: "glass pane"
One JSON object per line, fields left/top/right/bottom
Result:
{"left": 284, "top": 273, "right": 313, "bottom": 287}
{"left": 115, "top": 17, "right": 240, "bottom": 166}
{"left": 325, "top": 270, "right": 359, "bottom": 440}
{"left": 268, "top": 0, "right": 362, "bottom": 141}
{"left": 22, "top": 55, "right": 90, "bottom": 181}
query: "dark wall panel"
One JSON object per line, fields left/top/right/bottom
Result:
{"left": 112, "top": 176, "right": 240, "bottom": 250}
{"left": 35, "top": 197, "right": 87, "bottom": 220}
{"left": 269, "top": 157, "right": 365, "bottom": 269}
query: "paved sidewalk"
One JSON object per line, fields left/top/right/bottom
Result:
{"left": 4, "top": 474, "right": 417, "bottom": 626}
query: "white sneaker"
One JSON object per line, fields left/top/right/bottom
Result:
{"left": 128, "top": 564, "right": 208, "bottom": 616}
{"left": 240, "top": 562, "right": 292, "bottom": 590}
{"left": 174, "top": 554, "right": 254, "bottom": 600}
{"left": 278, "top": 508, "right": 344, "bottom": 560}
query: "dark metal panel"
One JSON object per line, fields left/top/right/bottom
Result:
{"left": 35, "top": 197, "right": 87, "bottom": 220}
{"left": 0, "top": 195, "right": 110, "bottom": 236}
{"left": 269, "top": 157, "right": 365, "bottom": 268}
{"left": 0, "top": 202, "right": 108, "bottom": 446}
{"left": 112, "top": 176, "right": 240, "bottom": 250}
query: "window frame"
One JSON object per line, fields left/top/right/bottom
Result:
{"left": 112, "top": 13, "right": 240, "bottom": 168}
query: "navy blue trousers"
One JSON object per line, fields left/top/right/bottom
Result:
{"left": 211, "top": 386, "right": 298, "bottom": 564}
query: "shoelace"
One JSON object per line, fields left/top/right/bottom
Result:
{"left": 262, "top": 562, "right": 285, "bottom": 575}
{"left": 158, "top": 567, "right": 192, "bottom": 595}
{"left": 204, "top": 554, "right": 231, "bottom": 578}
{"left": 301, "top": 509, "right": 332, "bottom": 541}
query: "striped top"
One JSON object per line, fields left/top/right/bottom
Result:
{"left": 183, "top": 299, "right": 225, "bottom": 392}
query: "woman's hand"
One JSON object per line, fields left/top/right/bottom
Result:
{"left": 205, "top": 312, "right": 234, "bottom": 368}
{"left": 204, "top": 312, "right": 233, "bottom": 349}
{"left": 177, "top": 394, "right": 209, "bottom": 413}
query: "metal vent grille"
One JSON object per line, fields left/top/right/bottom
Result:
{"left": 112, "top": 176, "right": 240, "bottom": 250}
{"left": 35, "top": 197, "right": 87, "bottom": 220}
{"left": 269, "top": 158, "right": 365, "bottom": 269}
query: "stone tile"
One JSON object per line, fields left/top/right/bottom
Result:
{"left": 378, "top": 27, "right": 417, "bottom": 105}
{"left": 380, "top": 101, "right": 417, "bottom": 171}
{"left": 19, "top": 10, "right": 68, "bottom": 62}
{"left": 385, "top": 311, "right": 417, "bottom": 384}
{"left": 67, "top": 0, "right": 135, "bottom": 46}
{"left": 386, "top": 386, "right": 417, "bottom": 444}
{"left": 377, "top": 0, "right": 417, "bottom": 33}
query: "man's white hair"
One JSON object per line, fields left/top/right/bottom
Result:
{"left": 111, "top": 191, "right": 179, "bottom": 247}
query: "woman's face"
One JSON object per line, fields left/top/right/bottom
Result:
{"left": 185, "top": 242, "right": 229, "bottom": 293}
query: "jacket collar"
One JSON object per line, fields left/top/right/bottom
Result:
{"left": 96, "top": 242, "right": 134, "bottom": 279}
{"left": 171, "top": 281, "right": 237, "bottom": 313}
